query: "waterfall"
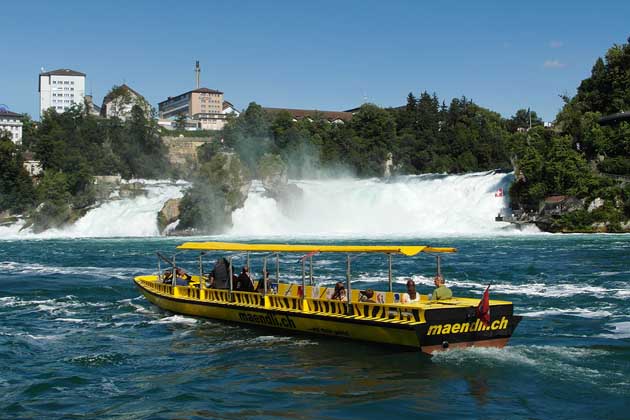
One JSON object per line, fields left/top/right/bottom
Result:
{"left": 0, "top": 180, "right": 185, "bottom": 239}
{"left": 0, "top": 172, "right": 531, "bottom": 239}
{"left": 229, "top": 171, "right": 524, "bottom": 238}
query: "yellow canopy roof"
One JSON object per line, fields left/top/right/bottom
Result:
{"left": 176, "top": 241, "right": 457, "bottom": 256}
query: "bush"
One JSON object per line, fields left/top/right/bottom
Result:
{"left": 598, "top": 157, "right": 630, "bottom": 175}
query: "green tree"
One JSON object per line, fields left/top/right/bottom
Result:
{"left": 0, "top": 134, "right": 36, "bottom": 213}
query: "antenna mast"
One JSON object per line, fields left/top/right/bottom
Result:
{"left": 195, "top": 61, "right": 201, "bottom": 89}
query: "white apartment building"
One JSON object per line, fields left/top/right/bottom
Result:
{"left": 38, "top": 68, "right": 86, "bottom": 118}
{"left": 0, "top": 109, "right": 23, "bottom": 145}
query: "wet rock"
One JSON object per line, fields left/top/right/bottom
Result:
{"left": 157, "top": 198, "right": 181, "bottom": 234}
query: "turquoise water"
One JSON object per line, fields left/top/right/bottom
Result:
{"left": 1, "top": 235, "right": 628, "bottom": 419}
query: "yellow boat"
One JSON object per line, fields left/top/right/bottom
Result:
{"left": 134, "top": 241, "right": 521, "bottom": 354}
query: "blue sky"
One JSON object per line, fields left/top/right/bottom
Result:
{"left": 1, "top": 0, "right": 629, "bottom": 121}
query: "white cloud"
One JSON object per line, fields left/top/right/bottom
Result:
{"left": 549, "top": 40, "right": 564, "bottom": 48}
{"left": 543, "top": 59, "right": 566, "bottom": 69}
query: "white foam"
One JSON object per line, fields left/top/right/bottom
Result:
{"left": 599, "top": 321, "right": 630, "bottom": 339}
{"left": 433, "top": 345, "right": 607, "bottom": 382}
{"left": 0, "top": 180, "right": 186, "bottom": 239}
{"left": 522, "top": 307, "right": 613, "bottom": 318}
{"left": 149, "top": 315, "right": 198, "bottom": 325}
{"left": 230, "top": 172, "right": 536, "bottom": 238}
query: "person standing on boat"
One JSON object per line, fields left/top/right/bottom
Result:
{"left": 209, "top": 258, "right": 231, "bottom": 289}
{"left": 401, "top": 279, "right": 420, "bottom": 304}
{"left": 432, "top": 275, "right": 452, "bottom": 300}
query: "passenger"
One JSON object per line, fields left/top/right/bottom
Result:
{"left": 174, "top": 268, "right": 191, "bottom": 286}
{"left": 162, "top": 269, "right": 173, "bottom": 284}
{"left": 210, "top": 258, "right": 231, "bottom": 289}
{"left": 359, "top": 288, "right": 376, "bottom": 303}
{"left": 256, "top": 271, "right": 273, "bottom": 293}
{"left": 331, "top": 282, "right": 347, "bottom": 301}
{"left": 432, "top": 275, "right": 453, "bottom": 300}
{"left": 401, "top": 278, "right": 420, "bottom": 304}
{"left": 235, "top": 266, "right": 255, "bottom": 292}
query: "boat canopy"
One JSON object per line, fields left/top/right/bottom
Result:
{"left": 176, "top": 241, "right": 457, "bottom": 256}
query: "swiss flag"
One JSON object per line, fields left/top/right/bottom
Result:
{"left": 476, "top": 285, "right": 491, "bottom": 326}
{"left": 494, "top": 188, "right": 504, "bottom": 197}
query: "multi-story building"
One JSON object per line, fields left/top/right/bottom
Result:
{"left": 101, "top": 84, "right": 150, "bottom": 121}
{"left": 158, "top": 87, "right": 237, "bottom": 130}
{"left": 158, "top": 87, "right": 224, "bottom": 118}
{"left": 38, "top": 68, "right": 86, "bottom": 117}
{"left": 0, "top": 108, "right": 24, "bottom": 145}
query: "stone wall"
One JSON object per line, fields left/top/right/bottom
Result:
{"left": 162, "top": 136, "right": 214, "bottom": 166}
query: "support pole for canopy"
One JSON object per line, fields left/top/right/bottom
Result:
{"left": 246, "top": 252, "right": 250, "bottom": 270}
{"left": 309, "top": 256, "right": 313, "bottom": 286}
{"left": 436, "top": 255, "right": 441, "bottom": 277}
{"left": 275, "top": 253, "right": 280, "bottom": 286}
{"left": 228, "top": 256, "right": 233, "bottom": 300}
{"left": 388, "top": 253, "right": 393, "bottom": 292}
{"left": 172, "top": 255, "right": 176, "bottom": 287}
{"left": 263, "top": 257, "right": 268, "bottom": 296}
{"left": 198, "top": 253, "right": 204, "bottom": 290}
{"left": 157, "top": 255, "right": 161, "bottom": 283}
{"left": 346, "top": 255, "right": 352, "bottom": 314}
{"left": 301, "top": 258, "right": 306, "bottom": 298}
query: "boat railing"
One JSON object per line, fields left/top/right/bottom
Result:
{"left": 203, "top": 288, "right": 231, "bottom": 302}
{"left": 139, "top": 279, "right": 173, "bottom": 295}
{"left": 353, "top": 302, "right": 423, "bottom": 322}
{"left": 232, "top": 291, "right": 264, "bottom": 306}
{"left": 268, "top": 294, "right": 303, "bottom": 311}
{"left": 138, "top": 278, "right": 423, "bottom": 323}
{"left": 306, "top": 298, "right": 348, "bottom": 315}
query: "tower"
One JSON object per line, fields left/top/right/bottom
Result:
{"left": 195, "top": 61, "right": 200, "bottom": 89}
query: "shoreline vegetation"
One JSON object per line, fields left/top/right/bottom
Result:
{"left": 1, "top": 38, "right": 629, "bottom": 234}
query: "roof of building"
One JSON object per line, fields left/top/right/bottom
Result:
{"left": 223, "top": 100, "right": 235, "bottom": 110}
{"left": 0, "top": 109, "right": 23, "bottom": 119}
{"left": 102, "top": 84, "right": 146, "bottom": 105}
{"left": 264, "top": 107, "right": 353, "bottom": 122}
{"left": 40, "top": 68, "right": 86, "bottom": 77}
{"left": 192, "top": 87, "right": 223, "bottom": 94}
{"left": 158, "top": 87, "right": 223, "bottom": 106}
{"left": 544, "top": 195, "right": 568, "bottom": 204}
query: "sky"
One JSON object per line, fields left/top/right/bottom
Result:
{"left": 1, "top": 0, "right": 629, "bottom": 122}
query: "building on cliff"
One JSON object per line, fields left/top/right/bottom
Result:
{"left": 38, "top": 68, "right": 86, "bottom": 118}
{"left": 0, "top": 108, "right": 23, "bottom": 145}
{"left": 101, "top": 84, "right": 151, "bottom": 121}
{"left": 158, "top": 87, "right": 239, "bottom": 130}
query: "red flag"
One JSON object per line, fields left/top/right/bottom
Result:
{"left": 476, "top": 285, "right": 491, "bottom": 326}
{"left": 494, "top": 188, "right": 504, "bottom": 197}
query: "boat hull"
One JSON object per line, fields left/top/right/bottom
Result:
{"left": 137, "top": 282, "right": 521, "bottom": 354}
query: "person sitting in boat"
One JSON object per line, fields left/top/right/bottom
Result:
{"left": 235, "top": 266, "right": 255, "bottom": 292}
{"left": 432, "top": 275, "right": 453, "bottom": 300}
{"left": 256, "top": 271, "right": 274, "bottom": 293}
{"left": 359, "top": 289, "right": 376, "bottom": 303}
{"left": 162, "top": 269, "right": 173, "bottom": 284}
{"left": 401, "top": 278, "right": 420, "bottom": 304}
{"left": 174, "top": 268, "right": 192, "bottom": 286}
{"left": 331, "top": 282, "right": 347, "bottom": 301}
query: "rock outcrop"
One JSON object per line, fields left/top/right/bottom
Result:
{"left": 157, "top": 198, "right": 181, "bottom": 233}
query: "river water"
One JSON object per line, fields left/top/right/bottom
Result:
{"left": 1, "top": 235, "right": 628, "bottom": 419}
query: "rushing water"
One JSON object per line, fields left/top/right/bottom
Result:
{"left": 1, "top": 235, "right": 628, "bottom": 419}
